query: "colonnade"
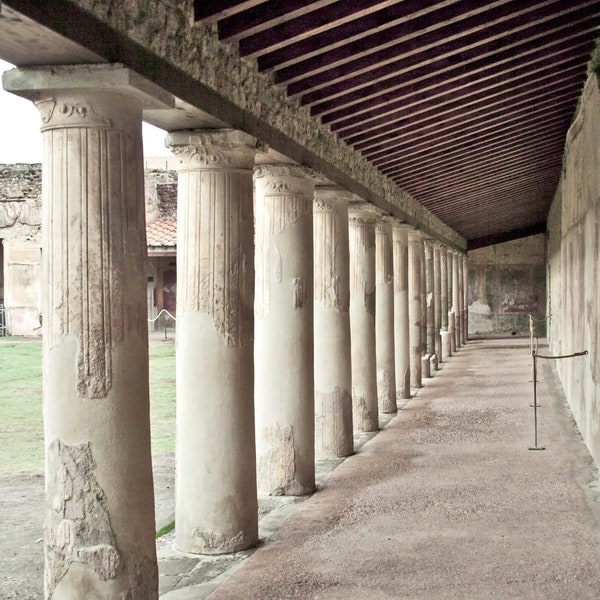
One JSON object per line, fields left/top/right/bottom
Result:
{"left": 5, "top": 66, "right": 468, "bottom": 598}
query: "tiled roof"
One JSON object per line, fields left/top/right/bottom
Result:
{"left": 147, "top": 216, "right": 177, "bottom": 248}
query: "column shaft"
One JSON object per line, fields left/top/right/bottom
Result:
{"left": 424, "top": 239, "right": 435, "bottom": 358}
{"left": 440, "top": 246, "right": 452, "bottom": 361}
{"left": 169, "top": 130, "right": 258, "bottom": 553}
{"left": 375, "top": 221, "right": 397, "bottom": 414}
{"left": 458, "top": 252, "right": 465, "bottom": 346}
{"left": 313, "top": 187, "right": 353, "bottom": 458}
{"left": 392, "top": 223, "right": 411, "bottom": 399}
{"left": 433, "top": 244, "right": 442, "bottom": 364}
{"left": 254, "top": 165, "right": 316, "bottom": 496}
{"left": 4, "top": 65, "right": 167, "bottom": 598}
{"left": 462, "top": 254, "right": 469, "bottom": 342}
{"left": 408, "top": 229, "right": 423, "bottom": 388}
{"left": 349, "top": 208, "right": 379, "bottom": 431}
{"left": 452, "top": 251, "right": 460, "bottom": 350}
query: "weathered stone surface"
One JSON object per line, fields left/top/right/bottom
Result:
{"left": 547, "top": 74, "right": 600, "bottom": 467}
{"left": 468, "top": 235, "right": 546, "bottom": 337}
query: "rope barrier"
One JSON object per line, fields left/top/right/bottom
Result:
{"left": 147, "top": 309, "right": 177, "bottom": 323}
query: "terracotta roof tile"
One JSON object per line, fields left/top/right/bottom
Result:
{"left": 147, "top": 216, "right": 177, "bottom": 247}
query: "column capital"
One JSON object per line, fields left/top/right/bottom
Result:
{"left": 166, "top": 128, "right": 258, "bottom": 170}
{"left": 254, "top": 162, "right": 318, "bottom": 181}
{"left": 313, "top": 185, "right": 353, "bottom": 212}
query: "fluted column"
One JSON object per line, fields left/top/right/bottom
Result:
{"left": 392, "top": 222, "right": 411, "bottom": 399}
{"left": 313, "top": 187, "right": 353, "bottom": 458}
{"left": 408, "top": 229, "right": 423, "bottom": 388}
{"left": 433, "top": 243, "right": 442, "bottom": 365}
{"left": 462, "top": 253, "right": 469, "bottom": 342}
{"left": 348, "top": 206, "right": 379, "bottom": 432}
{"left": 452, "top": 251, "right": 460, "bottom": 350}
{"left": 167, "top": 130, "right": 258, "bottom": 554}
{"left": 421, "top": 237, "right": 431, "bottom": 378}
{"left": 424, "top": 238, "right": 436, "bottom": 373}
{"left": 440, "top": 246, "right": 452, "bottom": 361}
{"left": 375, "top": 220, "right": 397, "bottom": 414}
{"left": 254, "top": 164, "right": 316, "bottom": 496}
{"left": 457, "top": 252, "right": 465, "bottom": 346}
{"left": 3, "top": 64, "right": 170, "bottom": 598}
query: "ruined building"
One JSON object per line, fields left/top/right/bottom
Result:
{"left": 0, "top": 1, "right": 599, "bottom": 597}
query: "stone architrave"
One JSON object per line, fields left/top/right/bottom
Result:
{"left": 452, "top": 251, "right": 461, "bottom": 350}
{"left": 392, "top": 222, "right": 411, "bottom": 400}
{"left": 348, "top": 206, "right": 379, "bottom": 432}
{"left": 167, "top": 130, "right": 259, "bottom": 554}
{"left": 462, "top": 254, "right": 469, "bottom": 343}
{"left": 254, "top": 164, "right": 316, "bottom": 496}
{"left": 3, "top": 64, "right": 173, "bottom": 598}
{"left": 375, "top": 220, "right": 397, "bottom": 414}
{"left": 433, "top": 243, "right": 442, "bottom": 364}
{"left": 440, "top": 246, "right": 452, "bottom": 361}
{"left": 313, "top": 186, "right": 353, "bottom": 458}
{"left": 408, "top": 229, "right": 423, "bottom": 388}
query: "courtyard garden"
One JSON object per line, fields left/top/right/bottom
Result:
{"left": 0, "top": 339, "right": 176, "bottom": 475}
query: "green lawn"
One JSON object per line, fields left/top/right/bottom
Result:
{"left": 0, "top": 340, "right": 176, "bottom": 475}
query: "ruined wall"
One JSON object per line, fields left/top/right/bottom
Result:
{"left": 547, "top": 74, "right": 600, "bottom": 465}
{"left": 0, "top": 164, "right": 42, "bottom": 335}
{"left": 467, "top": 235, "right": 546, "bottom": 337}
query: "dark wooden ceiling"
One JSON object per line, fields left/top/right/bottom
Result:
{"left": 195, "top": 0, "right": 600, "bottom": 246}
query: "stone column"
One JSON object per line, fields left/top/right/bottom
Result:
{"left": 167, "top": 130, "right": 258, "bottom": 554}
{"left": 452, "top": 251, "right": 461, "bottom": 350}
{"left": 424, "top": 238, "right": 436, "bottom": 372}
{"left": 375, "top": 220, "right": 397, "bottom": 414}
{"left": 462, "top": 253, "right": 469, "bottom": 343}
{"left": 420, "top": 237, "right": 431, "bottom": 378}
{"left": 408, "top": 229, "right": 423, "bottom": 388}
{"left": 392, "top": 222, "right": 411, "bottom": 399}
{"left": 3, "top": 64, "right": 172, "bottom": 598}
{"left": 348, "top": 206, "right": 379, "bottom": 432}
{"left": 433, "top": 243, "right": 442, "bottom": 365}
{"left": 440, "top": 246, "right": 452, "bottom": 361}
{"left": 313, "top": 187, "right": 353, "bottom": 458}
{"left": 254, "top": 164, "right": 316, "bottom": 496}
{"left": 457, "top": 252, "right": 465, "bottom": 346}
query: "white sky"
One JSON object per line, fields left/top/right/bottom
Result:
{"left": 0, "top": 59, "right": 172, "bottom": 163}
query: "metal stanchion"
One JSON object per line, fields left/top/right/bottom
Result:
{"left": 528, "top": 347, "right": 588, "bottom": 451}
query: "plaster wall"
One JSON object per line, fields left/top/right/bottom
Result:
{"left": 467, "top": 235, "right": 546, "bottom": 337}
{"left": 547, "top": 74, "right": 600, "bottom": 466}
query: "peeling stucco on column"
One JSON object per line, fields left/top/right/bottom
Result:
{"left": 254, "top": 164, "right": 316, "bottom": 496}
{"left": 167, "top": 129, "right": 259, "bottom": 554}
{"left": 313, "top": 187, "right": 353, "bottom": 458}
{"left": 348, "top": 206, "right": 378, "bottom": 432}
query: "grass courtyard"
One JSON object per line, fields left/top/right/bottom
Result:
{"left": 0, "top": 340, "right": 176, "bottom": 475}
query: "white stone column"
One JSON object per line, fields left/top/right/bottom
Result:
{"left": 424, "top": 238, "right": 436, "bottom": 372}
{"left": 313, "top": 187, "right": 353, "bottom": 458}
{"left": 462, "top": 253, "right": 469, "bottom": 343}
{"left": 254, "top": 164, "right": 316, "bottom": 496}
{"left": 375, "top": 220, "right": 397, "bottom": 414}
{"left": 408, "top": 229, "right": 423, "bottom": 388}
{"left": 392, "top": 222, "right": 411, "bottom": 399}
{"left": 433, "top": 243, "right": 442, "bottom": 364}
{"left": 167, "top": 130, "right": 258, "bottom": 554}
{"left": 349, "top": 206, "right": 379, "bottom": 432}
{"left": 452, "top": 251, "right": 461, "bottom": 350}
{"left": 420, "top": 237, "right": 431, "bottom": 378}
{"left": 458, "top": 252, "right": 465, "bottom": 346}
{"left": 3, "top": 64, "right": 171, "bottom": 598}
{"left": 440, "top": 246, "right": 452, "bottom": 361}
